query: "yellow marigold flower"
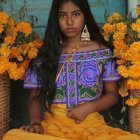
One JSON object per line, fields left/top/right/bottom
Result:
{"left": 126, "top": 98, "right": 138, "bottom": 107}
{"left": 125, "top": 42, "right": 140, "bottom": 62}
{"left": 0, "top": 12, "right": 9, "bottom": 24}
{"left": 113, "top": 31, "right": 125, "bottom": 41}
{"left": 28, "top": 48, "right": 38, "bottom": 59}
{"left": 113, "top": 40, "right": 128, "bottom": 59}
{"left": 128, "top": 64, "right": 140, "bottom": 78}
{"left": 4, "top": 36, "right": 14, "bottom": 45}
{"left": 107, "top": 13, "right": 122, "bottom": 23}
{"left": 136, "top": 5, "right": 140, "bottom": 16}
{"left": 115, "top": 22, "right": 127, "bottom": 32}
{"left": 102, "top": 23, "right": 114, "bottom": 33}
{"left": 16, "top": 22, "right": 32, "bottom": 36}
{"left": 132, "top": 19, "right": 140, "bottom": 33}
{"left": 119, "top": 88, "right": 129, "bottom": 97}
{"left": 118, "top": 65, "right": 129, "bottom": 78}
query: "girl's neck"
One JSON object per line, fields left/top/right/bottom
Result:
{"left": 64, "top": 36, "right": 81, "bottom": 47}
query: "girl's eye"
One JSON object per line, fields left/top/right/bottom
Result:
{"left": 59, "top": 13, "right": 66, "bottom": 18}
{"left": 73, "top": 12, "right": 80, "bottom": 17}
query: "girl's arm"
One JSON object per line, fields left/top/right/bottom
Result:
{"left": 67, "top": 81, "right": 119, "bottom": 123}
{"left": 87, "top": 81, "right": 119, "bottom": 113}
{"left": 28, "top": 89, "right": 42, "bottom": 125}
{"left": 20, "top": 89, "right": 43, "bottom": 134}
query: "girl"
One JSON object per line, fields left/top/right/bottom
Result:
{"left": 3, "top": 0, "right": 140, "bottom": 140}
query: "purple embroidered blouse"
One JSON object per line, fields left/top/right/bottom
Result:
{"left": 24, "top": 48, "right": 120, "bottom": 108}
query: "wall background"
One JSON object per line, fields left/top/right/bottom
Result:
{"left": 2, "top": 0, "right": 127, "bottom": 129}
{"left": 3, "top": 0, "right": 127, "bottom": 39}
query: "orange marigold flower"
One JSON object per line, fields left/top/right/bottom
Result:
{"left": 28, "top": 40, "right": 43, "bottom": 49}
{"left": 11, "top": 47, "right": 21, "bottom": 58}
{"left": 8, "top": 66, "right": 25, "bottom": 80}
{"left": 4, "top": 36, "right": 14, "bottom": 45}
{"left": 116, "top": 59, "right": 126, "bottom": 65}
{"left": 107, "top": 13, "right": 122, "bottom": 23}
{"left": 0, "top": 24, "right": 4, "bottom": 33}
{"left": 0, "top": 12, "right": 9, "bottom": 24}
{"left": 16, "top": 22, "right": 32, "bottom": 36}
{"left": 119, "top": 88, "right": 129, "bottom": 97}
{"left": 115, "top": 22, "right": 127, "bottom": 32}
{"left": 137, "top": 33, "right": 140, "bottom": 38}
{"left": 28, "top": 48, "right": 38, "bottom": 59}
{"left": 19, "top": 60, "right": 30, "bottom": 70}
{"left": 102, "top": 23, "right": 114, "bottom": 33}
{"left": 113, "top": 31, "right": 125, "bottom": 41}
{"left": 17, "top": 55, "right": 23, "bottom": 61}
{"left": 20, "top": 45, "right": 30, "bottom": 55}
{"left": 0, "top": 57, "right": 10, "bottom": 74}
{"left": 126, "top": 98, "right": 138, "bottom": 107}
{"left": 126, "top": 78, "right": 140, "bottom": 90}
{"left": 0, "top": 43, "right": 11, "bottom": 57}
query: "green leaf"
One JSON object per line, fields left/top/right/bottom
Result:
{"left": 119, "top": 118, "right": 124, "bottom": 125}
{"left": 121, "top": 106, "right": 126, "bottom": 114}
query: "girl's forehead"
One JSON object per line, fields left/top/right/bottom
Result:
{"left": 59, "top": 1, "right": 80, "bottom": 12}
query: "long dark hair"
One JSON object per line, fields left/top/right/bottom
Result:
{"left": 35, "top": 0, "right": 109, "bottom": 113}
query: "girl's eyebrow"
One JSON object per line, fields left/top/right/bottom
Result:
{"left": 59, "top": 10, "right": 81, "bottom": 13}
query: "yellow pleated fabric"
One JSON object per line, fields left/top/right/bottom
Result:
{"left": 3, "top": 104, "right": 140, "bottom": 140}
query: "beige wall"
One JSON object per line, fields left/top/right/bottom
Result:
{"left": 128, "top": 0, "right": 140, "bottom": 16}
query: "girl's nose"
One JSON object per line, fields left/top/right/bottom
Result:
{"left": 67, "top": 16, "right": 73, "bottom": 25}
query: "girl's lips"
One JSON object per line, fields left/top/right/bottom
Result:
{"left": 65, "top": 28, "right": 76, "bottom": 32}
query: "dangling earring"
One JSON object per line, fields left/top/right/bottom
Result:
{"left": 81, "top": 24, "right": 90, "bottom": 42}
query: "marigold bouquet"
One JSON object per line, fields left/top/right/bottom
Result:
{"left": 0, "top": 11, "right": 42, "bottom": 80}
{"left": 102, "top": 6, "right": 140, "bottom": 106}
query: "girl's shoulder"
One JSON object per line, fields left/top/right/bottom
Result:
{"left": 76, "top": 41, "right": 108, "bottom": 53}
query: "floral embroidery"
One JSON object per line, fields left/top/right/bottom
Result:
{"left": 79, "top": 62, "right": 100, "bottom": 87}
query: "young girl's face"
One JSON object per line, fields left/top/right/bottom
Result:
{"left": 59, "top": 1, "right": 85, "bottom": 40}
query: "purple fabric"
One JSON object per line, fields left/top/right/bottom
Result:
{"left": 24, "top": 48, "right": 120, "bottom": 108}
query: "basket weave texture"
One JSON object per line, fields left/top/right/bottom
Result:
{"left": 0, "top": 73, "right": 10, "bottom": 139}
{"left": 129, "top": 90, "right": 140, "bottom": 136}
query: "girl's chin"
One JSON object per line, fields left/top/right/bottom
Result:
{"left": 65, "top": 33, "right": 80, "bottom": 39}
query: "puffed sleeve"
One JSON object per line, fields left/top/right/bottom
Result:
{"left": 24, "top": 58, "right": 42, "bottom": 89}
{"left": 103, "top": 58, "right": 121, "bottom": 81}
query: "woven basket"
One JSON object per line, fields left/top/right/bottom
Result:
{"left": 129, "top": 90, "right": 140, "bottom": 136}
{"left": 0, "top": 73, "right": 10, "bottom": 139}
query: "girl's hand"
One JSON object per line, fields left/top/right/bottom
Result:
{"left": 66, "top": 102, "right": 92, "bottom": 124}
{"left": 20, "top": 123, "right": 44, "bottom": 134}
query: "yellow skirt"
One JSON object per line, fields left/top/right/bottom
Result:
{"left": 3, "top": 105, "right": 140, "bottom": 140}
